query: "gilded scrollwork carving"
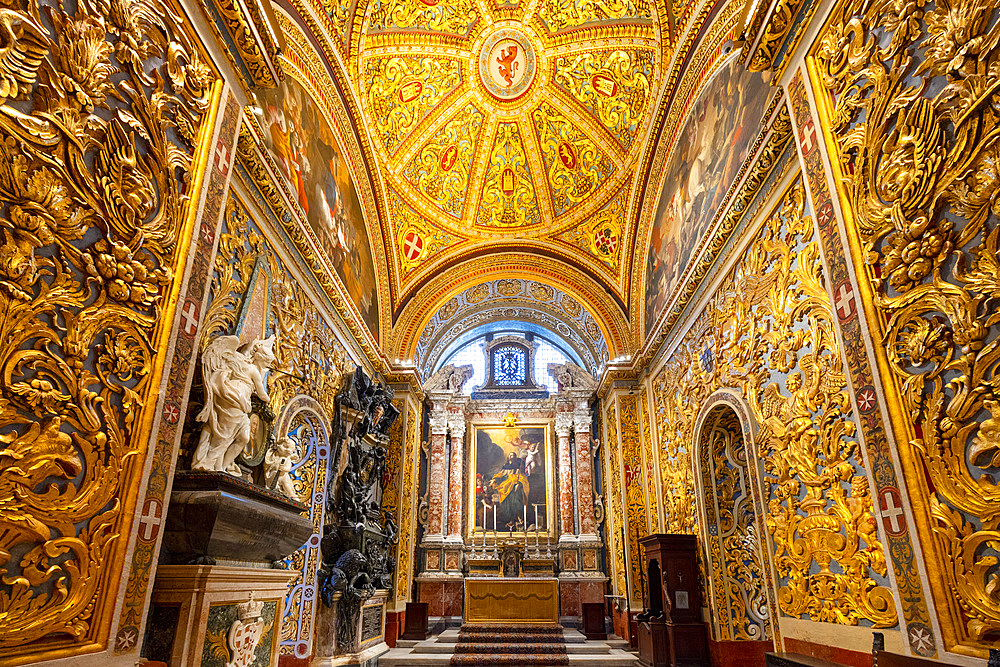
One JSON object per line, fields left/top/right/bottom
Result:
{"left": 812, "top": 0, "right": 1000, "bottom": 650}
{"left": 652, "top": 178, "right": 896, "bottom": 627}
{"left": 699, "top": 408, "right": 770, "bottom": 641}
{"left": 0, "top": 0, "right": 215, "bottom": 654}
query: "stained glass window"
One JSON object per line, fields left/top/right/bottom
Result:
{"left": 493, "top": 345, "right": 526, "bottom": 385}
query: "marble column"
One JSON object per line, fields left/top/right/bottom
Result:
{"left": 426, "top": 405, "right": 449, "bottom": 538}
{"left": 555, "top": 412, "right": 575, "bottom": 537}
{"left": 446, "top": 411, "right": 467, "bottom": 541}
{"left": 574, "top": 405, "right": 598, "bottom": 536}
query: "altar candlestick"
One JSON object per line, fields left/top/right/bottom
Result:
{"left": 480, "top": 500, "right": 485, "bottom": 548}
{"left": 534, "top": 505, "right": 540, "bottom": 551}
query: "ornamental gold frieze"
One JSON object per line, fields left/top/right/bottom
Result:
{"left": 740, "top": 0, "right": 820, "bottom": 81}
{"left": 366, "top": 0, "right": 480, "bottom": 37}
{"left": 650, "top": 177, "right": 896, "bottom": 627}
{"left": 205, "top": 0, "right": 282, "bottom": 88}
{"left": 356, "top": 28, "right": 475, "bottom": 52}
{"left": 636, "top": 98, "right": 793, "bottom": 369}
{"left": 535, "top": 0, "right": 652, "bottom": 34}
{"left": 743, "top": 0, "right": 805, "bottom": 73}
{"left": 534, "top": 19, "right": 658, "bottom": 46}
{"left": 810, "top": 0, "right": 1000, "bottom": 652}
{"left": 0, "top": 0, "right": 216, "bottom": 657}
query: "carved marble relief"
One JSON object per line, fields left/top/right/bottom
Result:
{"left": 651, "top": 177, "right": 896, "bottom": 627}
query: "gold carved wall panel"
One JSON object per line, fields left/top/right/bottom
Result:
{"left": 697, "top": 407, "right": 771, "bottom": 641}
{"left": 651, "top": 177, "right": 896, "bottom": 628}
{"left": 393, "top": 402, "right": 420, "bottom": 604}
{"left": 618, "top": 393, "right": 647, "bottom": 606}
{"left": 0, "top": 0, "right": 217, "bottom": 658}
{"left": 810, "top": 0, "right": 1000, "bottom": 654}
{"left": 602, "top": 402, "right": 627, "bottom": 595}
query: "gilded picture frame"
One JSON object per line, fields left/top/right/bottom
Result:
{"left": 467, "top": 421, "right": 556, "bottom": 541}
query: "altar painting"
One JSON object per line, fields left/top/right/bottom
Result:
{"left": 257, "top": 75, "right": 379, "bottom": 336}
{"left": 470, "top": 424, "right": 554, "bottom": 537}
{"left": 643, "top": 56, "right": 771, "bottom": 336}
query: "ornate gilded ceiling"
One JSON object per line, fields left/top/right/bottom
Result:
{"left": 257, "top": 0, "right": 769, "bottom": 370}
{"left": 350, "top": 2, "right": 663, "bottom": 302}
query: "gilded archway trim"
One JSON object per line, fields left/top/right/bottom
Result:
{"left": 389, "top": 257, "right": 631, "bottom": 364}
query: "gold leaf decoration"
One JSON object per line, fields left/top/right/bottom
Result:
{"left": 387, "top": 188, "right": 460, "bottom": 274}
{"left": 555, "top": 187, "right": 627, "bottom": 270}
{"left": 553, "top": 49, "right": 653, "bottom": 149}
{"left": 651, "top": 178, "right": 896, "bottom": 627}
{"left": 0, "top": 0, "right": 215, "bottom": 653}
{"left": 402, "top": 103, "right": 485, "bottom": 219}
{"left": 532, "top": 102, "right": 616, "bottom": 217}
{"left": 478, "top": 122, "right": 541, "bottom": 228}
{"left": 364, "top": 56, "right": 462, "bottom": 154}
{"left": 538, "top": 0, "right": 651, "bottom": 32}
{"left": 368, "top": 0, "right": 478, "bottom": 35}
{"left": 812, "top": 0, "right": 1000, "bottom": 649}
{"left": 699, "top": 408, "right": 771, "bottom": 641}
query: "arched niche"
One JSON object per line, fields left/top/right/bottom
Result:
{"left": 272, "top": 395, "right": 331, "bottom": 660}
{"left": 692, "top": 390, "right": 777, "bottom": 645}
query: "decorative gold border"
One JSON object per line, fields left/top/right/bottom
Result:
{"left": 388, "top": 253, "right": 631, "bottom": 363}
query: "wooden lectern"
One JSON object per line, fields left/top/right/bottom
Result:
{"left": 637, "top": 534, "right": 708, "bottom": 667}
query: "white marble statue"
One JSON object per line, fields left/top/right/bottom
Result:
{"left": 547, "top": 361, "right": 598, "bottom": 391}
{"left": 192, "top": 335, "right": 276, "bottom": 475}
{"left": 265, "top": 435, "right": 299, "bottom": 499}
{"left": 423, "top": 363, "right": 475, "bottom": 393}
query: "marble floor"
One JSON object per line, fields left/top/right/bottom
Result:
{"left": 381, "top": 627, "right": 640, "bottom": 666}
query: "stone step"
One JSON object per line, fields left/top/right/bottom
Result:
{"left": 380, "top": 649, "right": 640, "bottom": 667}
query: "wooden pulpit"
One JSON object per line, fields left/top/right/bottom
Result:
{"left": 637, "top": 534, "right": 708, "bottom": 667}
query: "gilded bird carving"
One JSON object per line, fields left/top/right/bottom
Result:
{"left": 0, "top": 8, "right": 49, "bottom": 101}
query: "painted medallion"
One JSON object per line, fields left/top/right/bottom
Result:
{"left": 478, "top": 28, "right": 537, "bottom": 100}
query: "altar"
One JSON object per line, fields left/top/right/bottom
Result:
{"left": 464, "top": 577, "right": 560, "bottom": 624}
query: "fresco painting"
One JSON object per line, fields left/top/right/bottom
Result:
{"left": 258, "top": 76, "right": 380, "bottom": 335}
{"left": 644, "top": 57, "right": 771, "bottom": 335}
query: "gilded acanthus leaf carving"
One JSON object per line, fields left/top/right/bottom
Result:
{"left": 813, "top": 0, "right": 1000, "bottom": 649}
{"left": 0, "top": 0, "right": 214, "bottom": 653}
{"left": 652, "top": 179, "right": 896, "bottom": 627}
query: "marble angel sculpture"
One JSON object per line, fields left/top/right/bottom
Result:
{"left": 265, "top": 435, "right": 299, "bottom": 499}
{"left": 192, "top": 335, "right": 276, "bottom": 475}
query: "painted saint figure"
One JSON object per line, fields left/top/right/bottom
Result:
{"left": 489, "top": 451, "right": 529, "bottom": 529}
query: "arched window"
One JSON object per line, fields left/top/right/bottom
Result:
{"left": 435, "top": 330, "right": 574, "bottom": 395}
{"left": 492, "top": 345, "right": 526, "bottom": 386}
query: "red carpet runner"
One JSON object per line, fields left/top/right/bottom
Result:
{"left": 450, "top": 624, "right": 569, "bottom": 666}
